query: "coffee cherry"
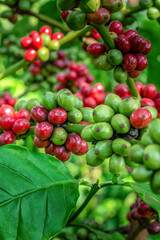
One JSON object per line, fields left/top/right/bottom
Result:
{"left": 12, "top": 119, "right": 30, "bottom": 135}
{"left": 87, "top": 8, "right": 110, "bottom": 25}
{"left": 123, "top": 54, "right": 137, "bottom": 71}
{"left": 131, "top": 208, "right": 142, "bottom": 220}
{"left": 92, "top": 122, "right": 113, "bottom": 140}
{"left": 53, "top": 145, "right": 71, "bottom": 162}
{"left": 141, "top": 98, "right": 155, "bottom": 107}
{"left": 39, "top": 25, "right": 52, "bottom": 36}
{"left": 61, "top": 10, "right": 74, "bottom": 22}
{"left": 87, "top": 43, "right": 106, "bottom": 56}
{"left": 135, "top": 82, "right": 144, "bottom": 95}
{"left": 56, "top": 73, "right": 66, "bottom": 84}
{"left": 75, "top": 140, "right": 88, "bottom": 155}
{"left": 86, "top": 75, "right": 95, "bottom": 84}
{"left": 21, "top": 36, "right": 32, "bottom": 48}
{"left": 66, "top": 70, "right": 77, "bottom": 81}
{"left": 35, "top": 121, "right": 53, "bottom": 140}
{"left": 31, "top": 106, "right": 48, "bottom": 122}
{"left": 137, "top": 202, "right": 153, "bottom": 218}
{"left": 142, "top": 84, "right": 157, "bottom": 99}
{"left": 15, "top": 110, "right": 30, "bottom": 121}
{"left": 114, "top": 83, "right": 131, "bottom": 98}
{"left": 0, "top": 116, "right": 14, "bottom": 130}
{"left": 51, "top": 32, "right": 64, "bottom": 40}
{"left": 91, "top": 29, "right": 101, "bottom": 40}
{"left": 34, "top": 137, "right": 50, "bottom": 148}
{"left": 84, "top": 97, "right": 97, "bottom": 108}
{"left": 148, "top": 221, "right": 160, "bottom": 234}
{"left": 123, "top": 29, "right": 138, "bottom": 40}
{"left": 108, "top": 21, "right": 123, "bottom": 35}
{"left": 135, "top": 54, "right": 148, "bottom": 71}
{"left": 80, "top": 82, "right": 92, "bottom": 96}
{"left": 115, "top": 35, "right": 131, "bottom": 53}
{"left": 155, "top": 98, "right": 160, "bottom": 112}
{"left": 0, "top": 131, "right": 15, "bottom": 146}
{"left": 34, "top": 60, "right": 43, "bottom": 67}
{"left": 45, "top": 142, "right": 55, "bottom": 156}
{"left": 30, "top": 31, "right": 40, "bottom": 38}
{"left": 32, "top": 35, "right": 43, "bottom": 49}
{"left": 127, "top": 70, "right": 141, "bottom": 78}
{"left": 24, "top": 48, "right": 37, "bottom": 61}
{"left": 65, "top": 133, "right": 82, "bottom": 153}
{"left": 38, "top": 47, "right": 49, "bottom": 62}
{"left": 130, "top": 35, "right": 146, "bottom": 53}
{"left": 77, "top": 64, "right": 89, "bottom": 77}
{"left": 130, "top": 108, "right": 152, "bottom": 129}
{"left": 114, "top": 66, "right": 127, "bottom": 83}
{"left": 0, "top": 104, "right": 15, "bottom": 118}
{"left": 142, "top": 39, "right": 152, "bottom": 55}
{"left": 40, "top": 33, "right": 51, "bottom": 46}
{"left": 108, "top": 49, "right": 123, "bottom": 65}
{"left": 29, "top": 64, "right": 41, "bottom": 75}
{"left": 148, "top": 7, "right": 160, "bottom": 19}
{"left": 48, "top": 108, "right": 67, "bottom": 125}
{"left": 101, "top": 0, "right": 123, "bottom": 13}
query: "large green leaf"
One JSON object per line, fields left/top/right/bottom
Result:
{"left": 125, "top": 182, "right": 160, "bottom": 221}
{"left": 0, "top": 145, "right": 79, "bottom": 240}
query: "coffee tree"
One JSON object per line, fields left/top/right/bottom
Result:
{"left": 0, "top": 0, "right": 160, "bottom": 239}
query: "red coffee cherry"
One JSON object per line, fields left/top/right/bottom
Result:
{"left": 130, "top": 35, "right": 146, "bottom": 53}
{"left": 123, "top": 54, "right": 137, "bottom": 71}
{"left": 12, "top": 119, "right": 30, "bottom": 135}
{"left": 35, "top": 121, "right": 53, "bottom": 140}
{"left": 55, "top": 83, "right": 66, "bottom": 92}
{"left": 0, "top": 99, "right": 6, "bottom": 106}
{"left": 45, "top": 142, "right": 55, "bottom": 156}
{"left": 48, "top": 108, "right": 67, "bottom": 125}
{"left": 66, "top": 70, "right": 78, "bottom": 81}
{"left": 15, "top": 109, "right": 30, "bottom": 121}
{"left": 91, "top": 29, "right": 101, "bottom": 40}
{"left": 30, "top": 31, "right": 39, "bottom": 38}
{"left": 137, "top": 202, "right": 153, "bottom": 218}
{"left": 34, "top": 60, "right": 43, "bottom": 67}
{"left": 142, "top": 39, "right": 152, "bottom": 55}
{"left": 127, "top": 70, "right": 141, "bottom": 78}
{"left": 34, "top": 137, "right": 50, "bottom": 148}
{"left": 29, "top": 64, "right": 41, "bottom": 75}
{"left": 77, "top": 64, "right": 89, "bottom": 77}
{"left": 54, "top": 59, "right": 66, "bottom": 69}
{"left": 114, "top": 83, "right": 131, "bottom": 98}
{"left": 0, "top": 104, "right": 15, "bottom": 118}
{"left": 74, "top": 93, "right": 84, "bottom": 100}
{"left": 0, "top": 131, "right": 15, "bottom": 146}
{"left": 147, "top": 221, "right": 160, "bottom": 234}
{"left": 75, "top": 139, "right": 89, "bottom": 155}
{"left": 108, "top": 21, "right": 123, "bottom": 36}
{"left": 7, "top": 98, "right": 16, "bottom": 107}
{"left": 142, "top": 84, "right": 157, "bottom": 99}
{"left": 136, "top": 54, "right": 148, "bottom": 71}
{"left": 86, "top": 75, "right": 95, "bottom": 83}
{"left": 127, "top": 212, "right": 131, "bottom": 222}
{"left": 94, "top": 83, "right": 105, "bottom": 93}
{"left": 80, "top": 82, "right": 92, "bottom": 96}
{"left": 51, "top": 32, "right": 64, "bottom": 40}
{"left": 155, "top": 92, "right": 160, "bottom": 99}
{"left": 53, "top": 145, "right": 71, "bottom": 162}
{"left": 61, "top": 10, "right": 74, "bottom": 22}
{"left": 155, "top": 98, "right": 160, "bottom": 112}
{"left": 66, "top": 133, "right": 82, "bottom": 153}
{"left": 32, "top": 35, "right": 43, "bottom": 49}
{"left": 130, "top": 107, "right": 152, "bottom": 129}
{"left": 31, "top": 106, "right": 48, "bottom": 122}
{"left": 141, "top": 98, "right": 155, "bottom": 107}
{"left": 135, "top": 82, "right": 144, "bottom": 95}
{"left": 87, "top": 8, "right": 110, "bottom": 25}
{"left": 130, "top": 203, "right": 137, "bottom": 210}
{"left": 84, "top": 97, "right": 97, "bottom": 108}
{"left": 87, "top": 43, "right": 106, "bottom": 56}
{"left": 21, "top": 36, "right": 32, "bottom": 49}
{"left": 57, "top": 50, "right": 67, "bottom": 59}
{"left": 123, "top": 29, "right": 138, "bottom": 40}
{"left": 0, "top": 116, "right": 14, "bottom": 130}
{"left": 131, "top": 208, "right": 142, "bottom": 220}
{"left": 68, "top": 61, "right": 78, "bottom": 71}
{"left": 39, "top": 25, "right": 52, "bottom": 36}
{"left": 24, "top": 48, "right": 37, "bottom": 61}
{"left": 56, "top": 73, "right": 66, "bottom": 84}
{"left": 115, "top": 35, "right": 131, "bottom": 53}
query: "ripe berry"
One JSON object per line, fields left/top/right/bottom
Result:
{"left": 74, "top": 93, "right": 84, "bottom": 100}
{"left": 91, "top": 29, "right": 101, "bottom": 40}
{"left": 34, "top": 60, "right": 43, "bottom": 67}
{"left": 0, "top": 104, "right": 15, "bottom": 118}
{"left": 87, "top": 8, "right": 110, "bottom": 25}
{"left": 141, "top": 98, "right": 155, "bottom": 107}
{"left": 130, "top": 35, "right": 146, "bottom": 53}
{"left": 56, "top": 73, "right": 66, "bottom": 84}
{"left": 137, "top": 202, "right": 153, "bottom": 218}
{"left": 31, "top": 106, "right": 48, "bottom": 122}
{"left": 30, "top": 31, "right": 39, "bottom": 38}
{"left": 142, "top": 39, "right": 152, "bottom": 55}
{"left": 130, "top": 107, "right": 152, "bottom": 129}
{"left": 54, "top": 59, "right": 66, "bottom": 69}
{"left": 114, "top": 84, "right": 131, "bottom": 98}
{"left": 77, "top": 64, "right": 89, "bottom": 77}
{"left": 35, "top": 121, "right": 53, "bottom": 140}
{"left": 39, "top": 26, "right": 52, "bottom": 36}
{"left": 127, "top": 70, "right": 141, "bottom": 78}
{"left": 84, "top": 97, "right": 97, "bottom": 108}
{"left": 51, "top": 32, "right": 64, "bottom": 40}
{"left": 94, "top": 83, "right": 105, "bottom": 93}
{"left": 87, "top": 43, "right": 106, "bottom": 56}
{"left": 21, "top": 36, "right": 32, "bottom": 48}
{"left": 12, "top": 119, "right": 30, "bottom": 135}
{"left": 68, "top": 61, "right": 78, "bottom": 71}
{"left": 15, "top": 109, "right": 30, "bottom": 121}
{"left": 131, "top": 208, "right": 142, "bottom": 220}
{"left": 0, "top": 131, "right": 15, "bottom": 146}
{"left": 61, "top": 10, "right": 74, "bottom": 22}
{"left": 66, "top": 133, "right": 82, "bottom": 153}
{"left": 123, "top": 54, "right": 137, "bottom": 71}
{"left": 53, "top": 145, "right": 71, "bottom": 162}
{"left": 108, "top": 21, "right": 123, "bottom": 35}
{"left": 24, "top": 48, "right": 37, "bottom": 61}
{"left": 115, "top": 35, "right": 131, "bottom": 53}
{"left": 34, "top": 137, "right": 50, "bottom": 148}
{"left": 0, "top": 116, "right": 14, "bottom": 130}
{"left": 7, "top": 98, "right": 16, "bottom": 107}
{"left": 45, "top": 142, "right": 55, "bottom": 156}
{"left": 0, "top": 98, "right": 5, "bottom": 106}
{"left": 147, "top": 221, "right": 160, "bottom": 234}
{"left": 80, "top": 82, "right": 92, "bottom": 96}
{"left": 66, "top": 70, "right": 78, "bottom": 81}
{"left": 135, "top": 82, "right": 144, "bottom": 95}
{"left": 32, "top": 35, "right": 43, "bottom": 49}
{"left": 155, "top": 98, "right": 160, "bottom": 112}
{"left": 136, "top": 54, "right": 148, "bottom": 71}
{"left": 75, "top": 140, "right": 88, "bottom": 155}
{"left": 29, "top": 64, "right": 41, "bottom": 75}
{"left": 123, "top": 29, "right": 138, "bottom": 40}
{"left": 48, "top": 108, "right": 67, "bottom": 125}
{"left": 86, "top": 75, "right": 95, "bottom": 83}
{"left": 142, "top": 84, "right": 157, "bottom": 99}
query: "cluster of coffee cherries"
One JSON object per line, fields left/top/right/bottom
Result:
{"left": 21, "top": 25, "right": 63, "bottom": 62}
{"left": 129, "top": 119, "right": 160, "bottom": 194}
{"left": 59, "top": 0, "right": 123, "bottom": 31}
{"left": 0, "top": 92, "right": 16, "bottom": 107}
{"left": 0, "top": 104, "right": 30, "bottom": 146}
{"left": 31, "top": 89, "right": 88, "bottom": 162}
{"left": 127, "top": 200, "right": 160, "bottom": 235}
{"left": 75, "top": 83, "right": 106, "bottom": 108}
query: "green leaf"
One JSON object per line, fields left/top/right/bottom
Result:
{"left": 0, "top": 145, "right": 79, "bottom": 240}
{"left": 125, "top": 182, "right": 160, "bottom": 221}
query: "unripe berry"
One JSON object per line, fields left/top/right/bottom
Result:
{"left": 0, "top": 131, "right": 15, "bottom": 146}
{"left": 108, "top": 21, "right": 123, "bottom": 36}
{"left": 48, "top": 108, "right": 67, "bottom": 125}
{"left": 12, "top": 119, "right": 30, "bottom": 135}
{"left": 31, "top": 106, "right": 48, "bottom": 122}
{"left": 87, "top": 8, "right": 110, "bottom": 25}
{"left": 115, "top": 35, "right": 131, "bottom": 53}
{"left": 35, "top": 121, "right": 53, "bottom": 140}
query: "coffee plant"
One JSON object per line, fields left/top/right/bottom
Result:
{"left": 1, "top": 0, "right": 160, "bottom": 239}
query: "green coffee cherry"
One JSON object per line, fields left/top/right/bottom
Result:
{"left": 111, "top": 11, "right": 125, "bottom": 21}
{"left": 67, "top": 108, "right": 83, "bottom": 123}
{"left": 111, "top": 114, "right": 130, "bottom": 134}
{"left": 144, "top": 106, "right": 158, "bottom": 119}
{"left": 57, "top": 0, "right": 76, "bottom": 10}
{"left": 141, "top": 132, "right": 154, "bottom": 146}
{"left": 93, "top": 105, "right": 115, "bottom": 123}
{"left": 75, "top": 96, "right": 83, "bottom": 110}
{"left": 51, "top": 127, "right": 67, "bottom": 145}
{"left": 143, "top": 144, "right": 160, "bottom": 170}
{"left": 150, "top": 170, "right": 160, "bottom": 194}
{"left": 38, "top": 47, "right": 49, "bottom": 62}
{"left": 95, "top": 140, "right": 113, "bottom": 159}
{"left": 57, "top": 91, "right": 76, "bottom": 111}
{"left": 101, "top": 0, "right": 123, "bottom": 13}
{"left": 27, "top": 98, "right": 40, "bottom": 112}
{"left": 112, "top": 138, "right": 131, "bottom": 156}
{"left": 155, "top": 0, "right": 160, "bottom": 9}
{"left": 78, "top": 0, "right": 100, "bottom": 13}
{"left": 132, "top": 165, "right": 153, "bottom": 182}
{"left": 56, "top": 88, "right": 71, "bottom": 98}
{"left": 149, "top": 119, "right": 160, "bottom": 144}
{"left": 147, "top": 7, "right": 160, "bottom": 19}
{"left": 40, "top": 82, "right": 50, "bottom": 90}
{"left": 92, "top": 122, "right": 113, "bottom": 140}
{"left": 125, "top": 156, "right": 138, "bottom": 168}
{"left": 139, "top": 0, "right": 153, "bottom": 8}
{"left": 81, "top": 125, "right": 95, "bottom": 142}
{"left": 128, "top": 144, "right": 144, "bottom": 163}
{"left": 48, "top": 40, "right": 60, "bottom": 51}
{"left": 96, "top": 55, "right": 114, "bottom": 71}
{"left": 15, "top": 100, "right": 27, "bottom": 111}
{"left": 81, "top": 107, "right": 95, "bottom": 124}
{"left": 119, "top": 97, "right": 141, "bottom": 117}
{"left": 67, "top": 10, "right": 87, "bottom": 31}
{"left": 105, "top": 93, "right": 122, "bottom": 113}
{"left": 109, "top": 154, "right": 126, "bottom": 177}
{"left": 86, "top": 147, "right": 104, "bottom": 167}
{"left": 42, "top": 92, "right": 57, "bottom": 111}
{"left": 108, "top": 49, "right": 123, "bottom": 65}
{"left": 40, "top": 33, "right": 51, "bottom": 46}
{"left": 113, "top": 66, "right": 127, "bottom": 83}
